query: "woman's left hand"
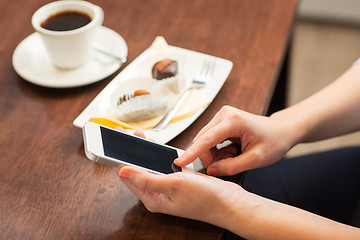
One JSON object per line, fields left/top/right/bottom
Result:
{"left": 117, "top": 166, "right": 247, "bottom": 228}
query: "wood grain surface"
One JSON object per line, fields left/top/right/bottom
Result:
{"left": 0, "top": 0, "right": 297, "bottom": 239}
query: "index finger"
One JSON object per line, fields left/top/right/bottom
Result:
{"left": 193, "top": 105, "right": 237, "bottom": 142}
{"left": 174, "top": 121, "right": 238, "bottom": 166}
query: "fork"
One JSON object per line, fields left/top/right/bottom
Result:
{"left": 152, "top": 59, "right": 215, "bottom": 131}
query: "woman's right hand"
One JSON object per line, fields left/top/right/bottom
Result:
{"left": 175, "top": 105, "right": 299, "bottom": 176}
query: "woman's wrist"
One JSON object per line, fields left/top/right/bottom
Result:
{"left": 269, "top": 109, "right": 308, "bottom": 148}
{"left": 211, "top": 189, "right": 264, "bottom": 239}
{"left": 218, "top": 189, "right": 295, "bottom": 239}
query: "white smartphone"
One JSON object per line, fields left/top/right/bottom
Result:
{"left": 82, "top": 122, "right": 203, "bottom": 174}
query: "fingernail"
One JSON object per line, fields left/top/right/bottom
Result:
{"left": 115, "top": 127, "right": 125, "bottom": 132}
{"left": 173, "top": 158, "right": 181, "bottom": 165}
{"left": 207, "top": 166, "right": 219, "bottom": 176}
{"left": 118, "top": 168, "right": 131, "bottom": 180}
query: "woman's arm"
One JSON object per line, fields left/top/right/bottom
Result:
{"left": 271, "top": 63, "right": 360, "bottom": 143}
{"left": 118, "top": 167, "right": 360, "bottom": 240}
{"left": 226, "top": 189, "right": 360, "bottom": 240}
{"left": 175, "top": 64, "right": 360, "bottom": 175}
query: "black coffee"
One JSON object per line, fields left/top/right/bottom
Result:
{"left": 41, "top": 11, "right": 92, "bottom": 31}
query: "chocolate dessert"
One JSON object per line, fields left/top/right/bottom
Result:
{"left": 151, "top": 59, "right": 178, "bottom": 80}
{"left": 117, "top": 89, "right": 150, "bottom": 105}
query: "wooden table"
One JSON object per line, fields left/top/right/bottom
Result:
{"left": 0, "top": 0, "right": 298, "bottom": 239}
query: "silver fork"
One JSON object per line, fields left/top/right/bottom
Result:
{"left": 152, "top": 58, "right": 215, "bottom": 131}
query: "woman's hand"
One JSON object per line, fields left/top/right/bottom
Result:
{"left": 117, "top": 159, "right": 360, "bottom": 240}
{"left": 175, "top": 106, "right": 299, "bottom": 176}
{"left": 115, "top": 128, "right": 253, "bottom": 233}
{"left": 117, "top": 166, "right": 248, "bottom": 229}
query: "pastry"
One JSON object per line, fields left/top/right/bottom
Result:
{"left": 151, "top": 59, "right": 178, "bottom": 80}
{"left": 117, "top": 89, "right": 150, "bottom": 105}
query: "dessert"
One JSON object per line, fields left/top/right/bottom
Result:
{"left": 134, "top": 89, "right": 151, "bottom": 97}
{"left": 152, "top": 59, "right": 178, "bottom": 80}
{"left": 117, "top": 89, "right": 150, "bottom": 105}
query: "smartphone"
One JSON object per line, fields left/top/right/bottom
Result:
{"left": 82, "top": 122, "right": 202, "bottom": 174}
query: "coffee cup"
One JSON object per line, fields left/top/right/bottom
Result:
{"left": 32, "top": 1, "right": 104, "bottom": 69}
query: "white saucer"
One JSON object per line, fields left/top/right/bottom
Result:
{"left": 12, "top": 26, "right": 128, "bottom": 88}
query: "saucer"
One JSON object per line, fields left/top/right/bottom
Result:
{"left": 12, "top": 26, "right": 128, "bottom": 88}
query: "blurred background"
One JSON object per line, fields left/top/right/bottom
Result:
{"left": 287, "top": 0, "right": 360, "bottom": 156}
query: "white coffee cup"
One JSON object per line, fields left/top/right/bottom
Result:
{"left": 32, "top": 1, "right": 104, "bottom": 69}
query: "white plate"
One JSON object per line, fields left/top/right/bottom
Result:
{"left": 12, "top": 26, "right": 127, "bottom": 88}
{"left": 73, "top": 43, "right": 233, "bottom": 144}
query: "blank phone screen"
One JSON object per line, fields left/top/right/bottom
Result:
{"left": 100, "top": 126, "right": 178, "bottom": 174}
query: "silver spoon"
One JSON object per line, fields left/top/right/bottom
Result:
{"left": 94, "top": 48, "right": 127, "bottom": 63}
